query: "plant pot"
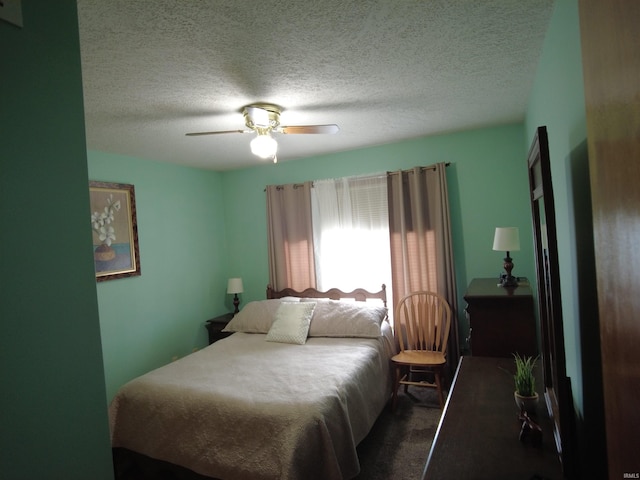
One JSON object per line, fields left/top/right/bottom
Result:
{"left": 514, "top": 391, "right": 539, "bottom": 414}
{"left": 94, "top": 244, "right": 116, "bottom": 261}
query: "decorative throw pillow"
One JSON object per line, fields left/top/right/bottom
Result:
{"left": 222, "top": 297, "right": 300, "bottom": 333}
{"left": 265, "top": 302, "right": 317, "bottom": 345}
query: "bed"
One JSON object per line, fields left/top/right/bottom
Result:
{"left": 110, "top": 285, "right": 394, "bottom": 480}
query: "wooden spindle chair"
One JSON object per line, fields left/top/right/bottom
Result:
{"left": 391, "top": 291, "right": 451, "bottom": 410}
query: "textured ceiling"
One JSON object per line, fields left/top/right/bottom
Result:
{"left": 77, "top": 0, "right": 555, "bottom": 171}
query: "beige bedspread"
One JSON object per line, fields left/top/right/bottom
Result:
{"left": 109, "top": 330, "right": 393, "bottom": 480}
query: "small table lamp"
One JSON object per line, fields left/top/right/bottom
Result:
{"left": 227, "top": 277, "right": 244, "bottom": 313}
{"left": 493, "top": 227, "right": 520, "bottom": 288}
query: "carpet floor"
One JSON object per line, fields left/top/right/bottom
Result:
{"left": 354, "top": 387, "right": 444, "bottom": 480}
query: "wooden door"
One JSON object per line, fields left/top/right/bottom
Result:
{"left": 579, "top": 0, "right": 640, "bottom": 477}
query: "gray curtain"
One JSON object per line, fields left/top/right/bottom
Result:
{"left": 266, "top": 182, "right": 316, "bottom": 291}
{"left": 387, "top": 163, "right": 459, "bottom": 363}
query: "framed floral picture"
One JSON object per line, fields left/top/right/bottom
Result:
{"left": 89, "top": 181, "right": 141, "bottom": 282}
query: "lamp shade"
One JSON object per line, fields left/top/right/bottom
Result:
{"left": 227, "top": 277, "right": 244, "bottom": 294}
{"left": 250, "top": 133, "right": 278, "bottom": 159}
{"left": 493, "top": 227, "right": 520, "bottom": 252}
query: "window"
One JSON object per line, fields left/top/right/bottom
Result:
{"left": 267, "top": 163, "right": 455, "bottom": 347}
{"left": 311, "top": 175, "right": 392, "bottom": 298}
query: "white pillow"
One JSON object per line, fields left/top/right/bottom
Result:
{"left": 306, "top": 300, "right": 387, "bottom": 338}
{"left": 222, "top": 297, "right": 300, "bottom": 333}
{"left": 265, "top": 302, "right": 317, "bottom": 345}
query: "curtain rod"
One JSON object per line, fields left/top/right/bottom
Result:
{"left": 387, "top": 162, "right": 451, "bottom": 175}
{"left": 264, "top": 162, "right": 451, "bottom": 191}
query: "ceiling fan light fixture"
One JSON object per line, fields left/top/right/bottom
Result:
{"left": 250, "top": 133, "right": 278, "bottom": 159}
{"left": 186, "top": 103, "right": 338, "bottom": 163}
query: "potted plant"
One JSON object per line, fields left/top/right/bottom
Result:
{"left": 513, "top": 353, "right": 539, "bottom": 413}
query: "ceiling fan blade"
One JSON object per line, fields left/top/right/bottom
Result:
{"left": 279, "top": 124, "right": 339, "bottom": 135}
{"left": 185, "top": 129, "right": 247, "bottom": 136}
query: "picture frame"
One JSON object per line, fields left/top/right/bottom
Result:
{"left": 89, "top": 181, "right": 141, "bottom": 282}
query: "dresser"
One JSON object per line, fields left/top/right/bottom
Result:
{"left": 464, "top": 277, "right": 537, "bottom": 358}
{"left": 423, "top": 356, "right": 562, "bottom": 479}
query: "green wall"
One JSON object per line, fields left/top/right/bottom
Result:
{"left": 0, "top": 1, "right": 113, "bottom": 478}
{"left": 220, "top": 124, "right": 534, "bottom": 347}
{"left": 88, "top": 152, "right": 229, "bottom": 400}
{"left": 525, "top": 0, "right": 605, "bottom": 476}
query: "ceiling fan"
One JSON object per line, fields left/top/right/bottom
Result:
{"left": 186, "top": 103, "right": 339, "bottom": 162}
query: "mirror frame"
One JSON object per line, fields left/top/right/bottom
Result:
{"left": 527, "top": 126, "right": 575, "bottom": 477}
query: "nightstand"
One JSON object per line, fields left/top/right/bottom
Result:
{"left": 205, "top": 312, "right": 234, "bottom": 345}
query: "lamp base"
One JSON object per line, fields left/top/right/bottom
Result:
{"left": 499, "top": 253, "right": 518, "bottom": 288}
{"left": 233, "top": 293, "right": 240, "bottom": 314}
{"left": 499, "top": 274, "right": 519, "bottom": 288}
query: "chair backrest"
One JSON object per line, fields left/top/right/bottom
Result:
{"left": 394, "top": 291, "right": 452, "bottom": 354}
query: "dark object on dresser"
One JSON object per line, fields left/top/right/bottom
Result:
{"left": 464, "top": 277, "right": 537, "bottom": 357}
{"left": 205, "top": 313, "right": 234, "bottom": 344}
{"left": 519, "top": 410, "right": 543, "bottom": 447}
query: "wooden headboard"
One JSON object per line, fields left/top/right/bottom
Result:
{"left": 266, "top": 284, "right": 387, "bottom": 308}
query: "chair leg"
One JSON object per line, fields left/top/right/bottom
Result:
{"left": 403, "top": 365, "right": 410, "bottom": 393}
{"left": 434, "top": 369, "right": 444, "bottom": 408}
{"left": 392, "top": 365, "right": 402, "bottom": 412}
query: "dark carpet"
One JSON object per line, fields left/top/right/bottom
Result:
{"left": 354, "top": 387, "right": 443, "bottom": 480}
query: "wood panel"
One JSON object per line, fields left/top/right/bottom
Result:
{"left": 579, "top": 0, "right": 640, "bottom": 477}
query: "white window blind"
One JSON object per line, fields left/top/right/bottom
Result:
{"left": 311, "top": 174, "right": 392, "bottom": 299}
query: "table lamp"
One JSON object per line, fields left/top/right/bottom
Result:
{"left": 493, "top": 227, "right": 520, "bottom": 287}
{"left": 227, "top": 277, "right": 244, "bottom": 313}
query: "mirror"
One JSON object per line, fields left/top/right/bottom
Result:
{"left": 527, "top": 126, "right": 575, "bottom": 477}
